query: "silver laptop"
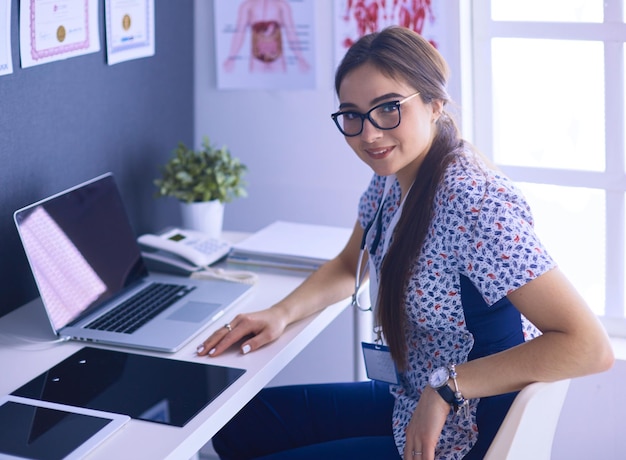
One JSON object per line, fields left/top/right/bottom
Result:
{"left": 13, "top": 172, "right": 251, "bottom": 352}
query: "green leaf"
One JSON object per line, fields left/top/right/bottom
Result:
{"left": 153, "top": 137, "right": 248, "bottom": 203}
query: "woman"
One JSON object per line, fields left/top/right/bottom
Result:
{"left": 197, "top": 26, "right": 614, "bottom": 459}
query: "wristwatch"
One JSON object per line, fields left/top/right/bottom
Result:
{"left": 428, "top": 366, "right": 458, "bottom": 410}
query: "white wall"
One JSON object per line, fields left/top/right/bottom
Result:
{"left": 195, "top": 1, "right": 370, "bottom": 234}
{"left": 194, "top": 1, "right": 464, "bottom": 234}
{"left": 552, "top": 357, "right": 626, "bottom": 459}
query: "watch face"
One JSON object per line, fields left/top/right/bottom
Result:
{"left": 429, "top": 367, "right": 449, "bottom": 387}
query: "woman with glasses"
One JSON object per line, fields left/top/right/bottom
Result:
{"left": 197, "top": 26, "right": 613, "bottom": 460}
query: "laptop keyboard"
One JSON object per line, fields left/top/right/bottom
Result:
{"left": 85, "top": 283, "right": 196, "bottom": 334}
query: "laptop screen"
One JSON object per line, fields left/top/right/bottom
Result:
{"left": 14, "top": 174, "right": 148, "bottom": 331}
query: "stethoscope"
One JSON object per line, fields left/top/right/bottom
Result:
{"left": 351, "top": 176, "right": 412, "bottom": 315}
{"left": 351, "top": 177, "right": 393, "bottom": 312}
{"left": 351, "top": 204, "right": 384, "bottom": 312}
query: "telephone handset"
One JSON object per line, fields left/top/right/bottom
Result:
{"left": 138, "top": 228, "right": 232, "bottom": 274}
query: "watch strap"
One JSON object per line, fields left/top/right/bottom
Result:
{"left": 435, "top": 383, "right": 459, "bottom": 411}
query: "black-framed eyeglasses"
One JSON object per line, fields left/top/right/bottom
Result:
{"left": 331, "top": 92, "right": 421, "bottom": 137}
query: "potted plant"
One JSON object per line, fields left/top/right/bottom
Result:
{"left": 154, "top": 136, "right": 248, "bottom": 237}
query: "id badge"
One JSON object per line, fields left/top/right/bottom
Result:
{"left": 361, "top": 342, "right": 399, "bottom": 385}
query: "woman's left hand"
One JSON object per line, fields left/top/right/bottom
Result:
{"left": 403, "top": 385, "right": 450, "bottom": 460}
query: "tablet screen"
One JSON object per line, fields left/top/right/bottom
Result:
{"left": 0, "top": 396, "right": 129, "bottom": 460}
{"left": 12, "top": 347, "right": 246, "bottom": 427}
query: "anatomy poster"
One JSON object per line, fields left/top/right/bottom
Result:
{"left": 334, "top": 0, "right": 440, "bottom": 69}
{"left": 214, "top": 0, "right": 315, "bottom": 90}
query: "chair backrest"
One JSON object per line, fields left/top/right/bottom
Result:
{"left": 484, "top": 379, "right": 571, "bottom": 460}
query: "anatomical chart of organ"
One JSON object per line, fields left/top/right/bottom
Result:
{"left": 333, "top": 0, "right": 441, "bottom": 70}
{"left": 214, "top": 0, "right": 315, "bottom": 90}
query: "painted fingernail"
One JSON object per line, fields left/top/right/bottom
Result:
{"left": 208, "top": 348, "right": 216, "bottom": 356}
{"left": 242, "top": 344, "right": 251, "bottom": 354}
{"left": 196, "top": 345, "right": 204, "bottom": 354}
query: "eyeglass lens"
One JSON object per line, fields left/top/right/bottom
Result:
{"left": 334, "top": 101, "right": 401, "bottom": 137}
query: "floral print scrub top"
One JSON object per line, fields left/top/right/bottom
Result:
{"left": 358, "top": 150, "right": 557, "bottom": 458}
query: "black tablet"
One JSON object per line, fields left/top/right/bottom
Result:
{"left": 0, "top": 395, "right": 129, "bottom": 460}
{"left": 12, "top": 346, "right": 246, "bottom": 427}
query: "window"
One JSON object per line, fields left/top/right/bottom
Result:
{"left": 470, "top": 1, "right": 626, "bottom": 335}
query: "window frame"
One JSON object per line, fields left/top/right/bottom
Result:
{"left": 469, "top": 0, "right": 626, "bottom": 336}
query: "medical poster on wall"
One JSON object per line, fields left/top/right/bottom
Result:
{"left": 105, "top": 0, "right": 155, "bottom": 65}
{"left": 0, "top": 0, "right": 12, "bottom": 76}
{"left": 213, "top": 0, "right": 316, "bottom": 90}
{"left": 333, "top": 0, "right": 441, "bottom": 70}
{"left": 19, "top": 0, "right": 100, "bottom": 68}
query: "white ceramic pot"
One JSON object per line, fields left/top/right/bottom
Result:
{"left": 179, "top": 200, "right": 224, "bottom": 238}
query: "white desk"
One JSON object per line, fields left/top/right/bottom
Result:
{"left": 0, "top": 256, "right": 350, "bottom": 459}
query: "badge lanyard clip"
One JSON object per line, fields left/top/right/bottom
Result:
{"left": 373, "top": 325, "right": 383, "bottom": 345}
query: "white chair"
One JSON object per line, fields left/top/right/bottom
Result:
{"left": 484, "top": 379, "right": 571, "bottom": 460}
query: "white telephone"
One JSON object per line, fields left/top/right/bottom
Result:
{"left": 138, "top": 227, "right": 232, "bottom": 274}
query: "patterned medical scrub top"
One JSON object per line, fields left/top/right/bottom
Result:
{"left": 358, "top": 150, "right": 556, "bottom": 459}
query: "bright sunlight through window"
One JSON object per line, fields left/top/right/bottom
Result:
{"left": 471, "top": 0, "right": 626, "bottom": 336}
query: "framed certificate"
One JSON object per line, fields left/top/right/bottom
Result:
{"left": 0, "top": 0, "right": 12, "bottom": 76}
{"left": 105, "top": 0, "right": 155, "bottom": 65}
{"left": 19, "top": 0, "right": 100, "bottom": 68}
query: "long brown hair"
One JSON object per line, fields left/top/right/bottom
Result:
{"left": 335, "top": 27, "right": 465, "bottom": 369}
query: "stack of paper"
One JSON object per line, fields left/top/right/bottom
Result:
{"left": 227, "top": 221, "right": 352, "bottom": 271}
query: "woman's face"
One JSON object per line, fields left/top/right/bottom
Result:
{"left": 337, "top": 62, "right": 441, "bottom": 192}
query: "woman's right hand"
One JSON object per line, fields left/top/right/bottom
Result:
{"left": 196, "top": 220, "right": 365, "bottom": 358}
{"left": 195, "top": 306, "right": 289, "bottom": 357}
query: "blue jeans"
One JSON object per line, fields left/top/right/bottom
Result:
{"left": 212, "top": 380, "right": 400, "bottom": 460}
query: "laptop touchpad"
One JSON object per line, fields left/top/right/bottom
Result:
{"left": 167, "top": 302, "right": 220, "bottom": 323}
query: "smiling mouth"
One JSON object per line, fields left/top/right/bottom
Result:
{"left": 365, "top": 146, "right": 394, "bottom": 159}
